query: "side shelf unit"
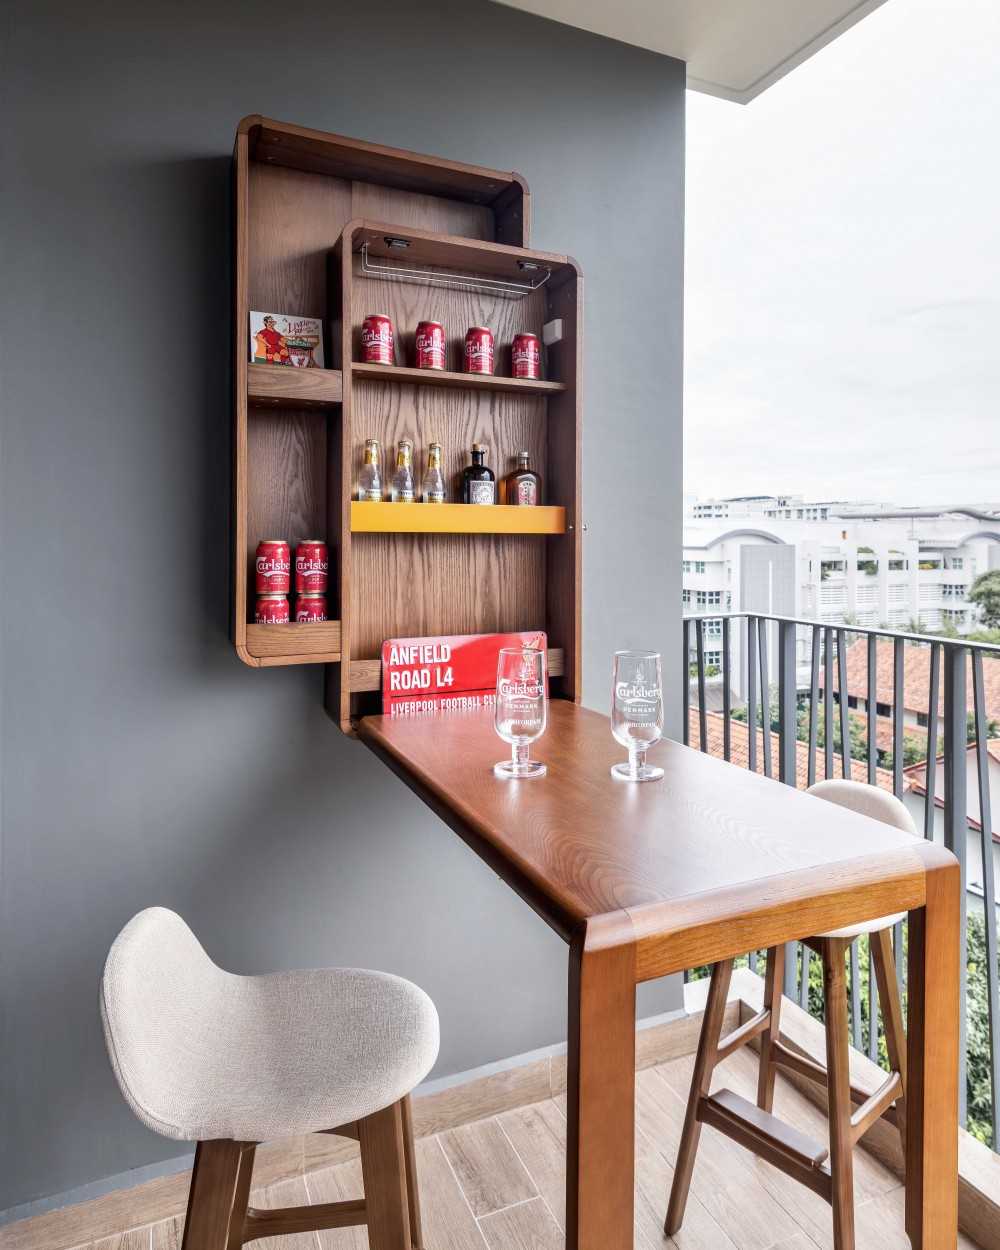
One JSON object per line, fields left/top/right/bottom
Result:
{"left": 233, "top": 117, "right": 581, "bottom": 734}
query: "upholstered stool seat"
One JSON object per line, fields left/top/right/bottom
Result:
{"left": 102, "top": 907, "right": 439, "bottom": 1250}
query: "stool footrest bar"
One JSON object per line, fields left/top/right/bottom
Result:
{"left": 698, "top": 1088, "right": 833, "bottom": 1201}
{"left": 243, "top": 1199, "right": 367, "bottom": 1241}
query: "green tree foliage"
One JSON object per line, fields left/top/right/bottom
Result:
{"left": 969, "top": 571, "right": 1000, "bottom": 629}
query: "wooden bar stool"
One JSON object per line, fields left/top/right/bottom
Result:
{"left": 101, "top": 908, "right": 439, "bottom": 1250}
{"left": 666, "top": 780, "right": 914, "bottom": 1250}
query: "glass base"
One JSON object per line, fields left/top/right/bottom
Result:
{"left": 611, "top": 761, "right": 664, "bottom": 782}
{"left": 494, "top": 759, "right": 547, "bottom": 779}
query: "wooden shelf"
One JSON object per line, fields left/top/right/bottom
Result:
{"left": 351, "top": 362, "right": 565, "bottom": 397}
{"left": 351, "top": 502, "right": 565, "bottom": 535}
{"left": 349, "top": 647, "right": 564, "bottom": 693}
{"left": 248, "top": 363, "right": 343, "bottom": 408}
{"left": 244, "top": 621, "right": 342, "bottom": 666}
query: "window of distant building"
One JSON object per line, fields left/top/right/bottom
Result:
{"left": 888, "top": 558, "right": 907, "bottom": 571}
{"left": 705, "top": 650, "right": 722, "bottom": 668}
{"left": 916, "top": 711, "right": 929, "bottom": 727}
{"left": 705, "top": 619, "right": 722, "bottom": 637}
{"left": 847, "top": 695, "right": 858, "bottom": 709}
{"left": 950, "top": 557, "right": 964, "bottom": 570}
{"left": 682, "top": 590, "right": 691, "bottom": 604}
{"left": 696, "top": 590, "right": 722, "bottom": 607}
{"left": 876, "top": 701, "right": 891, "bottom": 717}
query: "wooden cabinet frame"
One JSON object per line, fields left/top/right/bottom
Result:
{"left": 232, "top": 116, "right": 581, "bottom": 733}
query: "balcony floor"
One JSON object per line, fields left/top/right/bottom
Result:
{"left": 127, "top": 1046, "right": 981, "bottom": 1250}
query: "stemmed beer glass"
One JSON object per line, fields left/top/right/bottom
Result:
{"left": 611, "top": 650, "right": 664, "bottom": 781}
{"left": 494, "top": 647, "right": 547, "bottom": 779}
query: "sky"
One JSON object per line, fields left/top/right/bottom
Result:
{"left": 684, "top": 0, "right": 1000, "bottom": 506}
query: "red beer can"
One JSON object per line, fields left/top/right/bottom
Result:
{"left": 295, "top": 593, "right": 327, "bottom": 623}
{"left": 295, "top": 539, "right": 329, "bottom": 593}
{"left": 415, "top": 320, "right": 446, "bottom": 370}
{"left": 361, "top": 313, "right": 394, "bottom": 365}
{"left": 512, "top": 332, "right": 541, "bottom": 380}
{"left": 255, "top": 539, "right": 290, "bottom": 593}
{"left": 464, "top": 325, "right": 494, "bottom": 375}
{"left": 255, "top": 593, "right": 289, "bottom": 624}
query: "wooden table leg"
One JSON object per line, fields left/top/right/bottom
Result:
{"left": 905, "top": 855, "right": 961, "bottom": 1249}
{"left": 565, "top": 919, "right": 636, "bottom": 1250}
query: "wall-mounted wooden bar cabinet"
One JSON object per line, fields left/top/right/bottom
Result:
{"left": 233, "top": 116, "right": 581, "bottom": 733}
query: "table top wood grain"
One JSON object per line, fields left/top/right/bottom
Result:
{"left": 360, "top": 701, "right": 946, "bottom": 975}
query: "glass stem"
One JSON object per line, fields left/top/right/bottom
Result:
{"left": 630, "top": 746, "right": 646, "bottom": 777}
{"left": 513, "top": 742, "right": 529, "bottom": 770}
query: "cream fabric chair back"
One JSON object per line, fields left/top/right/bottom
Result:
{"left": 101, "top": 907, "right": 229, "bottom": 1139}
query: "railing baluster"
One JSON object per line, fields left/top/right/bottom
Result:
{"left": 924, "top": 642, "right": 941, "bottom": 840}
{"left": 824, "top": 628, "right": 834, "bottom": 779}
{"left": 777, "top": 619, "right": 800, "bottom": 999}
{"left": 808, "top": 627, "right": 820, "bottom": 789}
{"left": 892, "top": 636, "right": 905, "bottom": 798}
{"left": 867, "top": 632, "right": 877, "bottom": 786}
{"left": 838, "top": 628, "right": 852, "bottom": 779}
{"left": 973, "top": 650, "right": 1000, "bottom": 1139}
{"left": 799, "top": 945, "right": 810, "bottom": 1010}
{"left": 867, "top": 933, "right": 879, "bottom": 1062}
{"left": 759, "top": 618, "right": 772, "bottom": 779}
{"left": 749, "top": 949, "right": 758, "bottom": 974}
{"left": 682, "top": 617, "right": 691, "bottom": 747}
{"left": 722, "top": 617, "right": 732, "bottom": 763}
{"left": 850, "top": 941, "right": 862, "bottom": 1051}
{"left": 747, "top": 616, "right": 758, "bottom": 774}
{"left": 696, "top": 618, "right": 708, "bottom": 753}
{"left": 944, "top": 643, "right": 969, "bottom": 1126}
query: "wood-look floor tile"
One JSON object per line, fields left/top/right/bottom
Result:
{"left": 150, "top": 1219, "right": 182, "bottom": 1250}
{"left": 478, "top": 1197, "right": 563, "bottom": 1250}
{"left": 768, "top": 1235, "right": 822, "bottom": 1250}
{"left": 411, "top": 1138, "right": 487, "bottom": 1250}
{"left": 497, "top": 1100, "right": 567, "bottom": 1228}
{"left": 306, "top": 1162, "right": 365, "bottom": 1250}
{"left": 438, "top": 1118, "right": 536, "bottom": 1218}
{"left": 633, "top": 1125, "right": 738, "bottom": 1250}
{"left": 93, "top": 1232, "right": 149, "bottom": 1250}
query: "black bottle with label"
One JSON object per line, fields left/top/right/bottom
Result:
{"left": 461, "top": 443, "right": 496, "bottom": 505}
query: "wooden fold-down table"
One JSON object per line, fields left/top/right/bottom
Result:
{"left": 360, "top": 701, "right": 960, "bottom": 1250}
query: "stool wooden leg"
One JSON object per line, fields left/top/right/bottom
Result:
{"left": 400, "top": 1094, "right": 423, "bottom": 1250}
{"left": 181, "top": 1140, "right": 255, "bottom": 1250}
{"left": 870, "top": 927, "right": 907, "bottom": 1158}
{"left": 822, "top": 939, "right": 856, "bottom": 1250}
{"left": 665, "top": 959, "right": 733, "bottom": 1235}
{"left": 757, "top": 944, "right": 785, "bottom": 1114}
{"left": 360, "top": 1100, "right": 411, "bottom": 1250}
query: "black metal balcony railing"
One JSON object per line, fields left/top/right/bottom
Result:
{"left": 683, "top": 611, "right": 1000, "bottom": 1151}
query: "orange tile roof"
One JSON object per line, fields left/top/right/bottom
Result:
{"left": 687, "top": 709, "right": 900, "bottom": 793}
{"left": 825, "top": 638, "right": 1000, "bottom": 722}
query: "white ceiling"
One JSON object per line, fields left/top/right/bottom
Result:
{"left": 492, "top": 0, "right": 890, "bottom": 103}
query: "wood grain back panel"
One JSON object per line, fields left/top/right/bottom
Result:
{"left": 350, "top": 181, "right": 494, "bottom": 242}
{"left": 246, "top": 410, "right": 329, "bottom": 621}
{"left": 350, "top": 533, "right": 546, "bottom": 658}
{"left": 349, "top": 257, "right": 549, "bottom": 377}
{"left": 359, "top": 701, "right": 931, "bottom": 937}
{"left": 248, "top": 163, "right": 353, "bottom": 321}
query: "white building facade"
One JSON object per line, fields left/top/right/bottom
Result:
{"left": 684, "top": 500, "right": 1000, "bottom": 642}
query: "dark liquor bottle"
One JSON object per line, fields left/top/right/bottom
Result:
{"left": 461, "top": 443, "right": 496, "bottom": 505}
{"left": 501, "top": 450, "right": 542, "bottom": 506}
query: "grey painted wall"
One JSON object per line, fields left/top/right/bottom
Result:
{"left": 0, "top": 0, "right": 685, "bottom": 1212}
